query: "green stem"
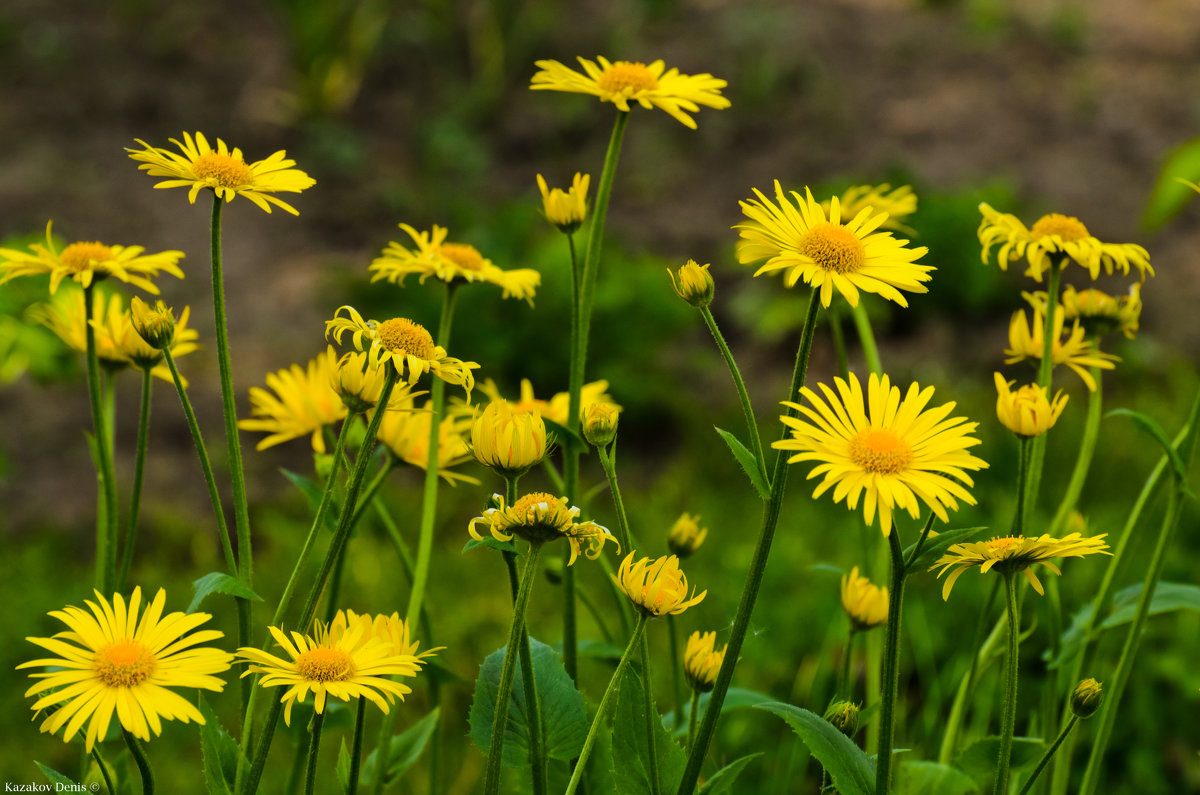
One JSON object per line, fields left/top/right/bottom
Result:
{"left": 596, "top": 442, "right": 635, "bottom": 553}
{"left": 304, "top": 709, "right": 327, "bottom": 795}
{"left": 84, "top": 283, "right": 119, "bottom": 592}
{"left": 578, "top": 582, "right": 616, "bottom": 644}
{"left": 1014, "top": 435, "right": 1032, "bottom": 536}
{"left": 829, "top": 301, "right": 851, "bottom": 379}
{"left": 1023, "top": 260, "right": 1063, "bottom": 529}
{"left": 836, "top": 626, "right": 856, "bottom": 700}
{"left": 350, "top": 454, "right": 396, "bottom": 530}
{"left": 118, "top": 367, "right": 153, "bottom": 590}
{"left": 668, "top": 614, "right": 685, "bottom": 731}
{"left": 849, "top": 300, "right": 882, "bottom": 376}
{"left": 1048, "top": 365, "right": 1103, "bottom": 535}
{"left": 123, "top": 727, "right": 155, "bottom": 795}
{"left": 686, "top": 689, "right": 700, "bottom": 755}
{"left": 995, "top": 573, "right": 1021, "bottom": 795}
{"left": 640, "top": 627, "right": 662, "bottom": 795}
{"left": 938, "top": 578, "right": 1002, "bottom": 765}
{"left": 700, "top": 305, "right": 767, "bottom": 483}
{"left": 876, "top": 527, "right": 908, "bottom": 795}
{"left": 91, "top": 746, "right": 116, "bottom": 795}
{"left": 677, "top": 288, "right": 821, "bottom": 795}
{"left": 1019, "top": 716, "right": 1078, "bottom": 795}
{"left": 348, "top": 697, "right": 366, "bottom": 795}
{"left": 565, "top": 612, "right": 648, "bottom": 795}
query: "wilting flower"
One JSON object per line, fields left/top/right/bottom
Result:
{"left": 471, "top": 399, "right": 550, "bottom": 477}
{"left": 0, "top": 221, "right": 183, "bottom": 294}
{"left": 668, "top": 259, "right": 715, "bottom": 308}
{"left": 994, "top": 373, "right": 1068, "bottom": 438}
{"left": 1024, "top": 284, "right": 1142, "bottom": 340}
{"left": 683, "top": 631, "right": 726, "bottom": 693}
{"left": 1005, "top": 308, "right": 1119, "bottom": 391}
{"left": 19, "top": 588, "right": 232, "bottom": 752}
{"left": 930, "top": 532, "right": 1110, "bottom": 599}
{"left": 127, "top": 131, "right": 315, "bottom": 214}
{"left": 978, "top": 203, "right": 1152, "bottom": 282}
{"left": 737, "top": 182, "right": 933, "bottom": 308}
{"left": 1070, "top": 678, "right": 1104, "bottom": 719}
{"left": 375, "top": 397, "right": 479, "bottom": 486}
{"left": 468, "top": 492, "right": 618, "bottom": 564}
{"left": 481, "top": 378, "right": 621, "bottom": 427}
{"left": 777, "top": 372, "right": 988, "bottom": 536}
{"left": 531, "top": 56, "right": 730, "bottom": 129}
{"left": 840, "top": 567, "right": 888, "bottom": 630}
{"left": 614, "top": 553, "right": 706, "bottom": 617}
{"left": 821, "top": 184, "right": 918, "bottom": 234}
{"left": 537, "top": 173, "right": 590, "bottom": 233}
{"left": 667, "top": 513, "right": 708, "bottom": 558}
{"left": 238, "top": 347, "right": 346, "bottom": 452}
{"left": 369, "top": 224, "right": 540, "bottom": 304}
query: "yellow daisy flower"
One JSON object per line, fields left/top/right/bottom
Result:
{"left": 776, "top": 372, "right": 988, "bottom": 537}
{"left": 536, "top": 173, "right": 590, "bottom": 232}
{"left": 127, "top": 131, "right": 315, "bottom": 215}
{"left": 978, "top": 203, "right": 1152, "bottom": 282}
{"left": 468, "top": 492, "right": 619, "bottom": 564}
{"left": 614, "top": 553, "right": 707, "bottom": 617}
{"left": 0, "top": 221, "right": 184, "bottom": 295}
{"left": 821, "top": 183, "right": 918, "bottom": 234}
{"left": 326, "top": 610, "right": 442, "bottom": 663}
{"left": 667, "top": 512, "right": 708, "bottom": 558}
{"left": 238, "top": 347, "right": 346, "bottom": 453}
{"left": 737, "top": 182, "right": 933, "bottom": 308}
{"left": 530, "top": 56, "right": 730, "bottom": 129}
{"left": 369, "top": 224, "right": 540, "bottom": 304}
{"left": 840, "top": 566, "right": 888, "bottom": 630}
{"left": 325, "top": 306, "right": 478, "bottom": 394}
{"left": 1005, "top": 309, "right": 1118, "bottom": 391}
{"left": 18, "top": 588, "right": 232, "bottom": 752}
{"left": 994, "top": 373, "right": 1068, "bottom": 438}
{"left": 480, "top": 377, "right": 622, "bottom": 427}
{"left": 375, "top": 397, "right": 480, "bottom": 486}
{"left": 683, "top": 631, "right": 727, "bottom": 693}
{"left": 236, "top": 620, "right": 427, "bottom": 726}
{"left": 471, "top": 399, "right": 550, "bottom": 477}
{"left": 931, "top": 532, "right": 1110, "bottom": 600}
{"left": 1023, "top": 284, "right": 1142, "bottom": 340}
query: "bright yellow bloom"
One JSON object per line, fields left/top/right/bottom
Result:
{"left": 375, "top": 397, "right": 479, "bottom": 486}
{"left": 235, "top": 620, "right": 428, "bottom": 726}
{"left": 582, "top": 401, "right": 620, "bottom": 447}
{"left": 0, "top": 221, "right": 183, "bottom": 294}
{"left": 821, "top": 183, "right": 918, "bottom": 234}
{"left": 481, "top": 378, "right": 621, "bottom": 427}
{"left": 737, "top": 182, "right": 933, "bottom": 308}
{"left": 840, "top": 566, "right": 888, "bottom": 630}
{"left": 238, "top": 347, "right": 346, "bottom": 452}
{"left": 683, "top": 631, "right": 726, "bottom": 693}
{"left": 469, "top": 492, "right": 618, "bottom": 564}
{"left": 537, "top": 173, "right": 590, "bottom": 233}
{"left": 331, "top": 350, "right": 419, "bottom": 415}
{"left": 326, "top": 610, "right": 441, "bottom": 663}
{"left": 1024, "top": 284, "right": 1142, "bottom": 340}
{"left": 931, "top": 532, "right": 1110, "bottom": 599}
{"left": 127, "top": 131, "right": 315, "bottom": 214}
{"left": 369, "top": 224, "right": 540, "bottom": 304}
{"left": 978, "top": 203, "right": 1152, "bottom": 281}
{"left": 667, "top": 513, "right": 708, "bottom": 558}
{"left": 18, "top": 588, "right": 232, "bottom": 752}
{"left": 1005, "top": 308, "right": 1119, "bottom": 391}
{"left": 471, "top": 399, "right": 550, "bottom": 476}
{"left": 531, "top": 56, "right": 730, "bottom": 129}
{"left": 994, "top": 373, "right": 1068, "bottom": 438}
{"left": 614, "top": 553, "right": 706, "bottom": 617}
{"left": 667, "top": 259, "right": 715, "bottom": 308}
{"left": 776, "top": 372, "right": 988, "bottom": 537}
{"left": 326, "top": 306, "right": 478, "bottom": 395}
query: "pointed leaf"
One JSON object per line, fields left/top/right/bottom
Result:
{"left": 188, "top": 572, "right": 263, "bottom": 613}
{"left": 544, "top": 417, "right": 588, "bottom": 454}
{"left": 698, "top": 752, "right": 763, "bottom": 795}
{"left": 714, "top": 426, "right": 770, "bottom": 500}
{"left": 1052, "top": 582, "right": 1200, "bottom": 669}
{"left": 666, "top": 688, "right": 775, "bottom": 734}
{"left": 1106, "top": 409, "right": 1192, "bottom": 491}
{"left": 34, "top": 763, "right": 79, "bottom": 787}
{"left": 281, "top": 468, "right": 338, "bottom": 532}
{"left": 463, "top": 536, "right": 519, "bottom": 554}
{"left": 756, "top": 702, "right": 874, "bottom": 795}
{"left": 955, "top": 736, "right": 1044, "bottom": 784}
{"left": 905, "top": 527, "right": 989, "bottom": 573}
{"left": 611, "top": 665, "right": 687, "bottom": 794}
{"left": 1142, "top": 135, "right": 1200, "bottom": 232}
{"left": 896, "top": 761, "right": 980, "bottom": 795}
{"left": 361, "top": 707, "right": 440, "bottom": 786}
{"left": 199, "top": 696, "right": 242, "bottom": 794}
{"left": 336, "top": 739, "right": 351, "bottom": 793}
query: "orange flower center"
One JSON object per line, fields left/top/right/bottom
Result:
{"left": 799, "top": 223, "right": 866, "bottom": 274}
{"left": 985, "top": 536, "right": 1021, "bottom": 557}
{"left": 192, "top": 152, "right": 254, "bottom": 189}
{"left": 513, "top": 491, "right": 559, "bottom": 518}
{"left": 439, "top": 243, "right": 486, "bottom": 272}
{"left": 94, "top": 639, "right": 155, "bottom": 687}
{"left": 849, "top": 428, "right": 913, "bottom": 474}
{"left": 61, "top": 242, "right": 115, "bottom": 273}
{"left": 295, "top": 647, "right": 355, "bottom": 682}
{"left": 1031, "top": 214, "right": 1089, "bottom": 243}
{"left": 597, "top": 61, "right": 659, "bottom": 94}
{"left": 376, "top": 318, "right": 435, "bottom": 359}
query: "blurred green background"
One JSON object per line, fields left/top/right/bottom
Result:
{"left": 1, "top": 0, "right": 1199, "bottom": 791}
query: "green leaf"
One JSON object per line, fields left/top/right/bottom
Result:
{"left": 714, "top": 426, "right": 770, "bottom": 500}
{"left": 666, "top": 688, "right": 775, "bottom": 734}
{"left": 188, "top": 572, "right": 263, "bottom": 613}
{"left": 611, "top": 664, "right": 687, "bottom": 794}
{"left": 895, "top": 761, "right": 980, "bottom": 795}
{"left": 199, "top": 696, "right": 242, "bottom": 795}
{"left": 544, "top": 417, "right": 588, "bottom": 454}
{"left": 577, "top": 638, "right": 627, "bottom": 661}
{"left": 336, "top": 738, "right": 351, "bottom": 793}
{"left": 462, "top": 536, "right": 519, "bottom": 554}
{"left": 1107, "top": 409, "right": 1192, "bottom": 489}
{"left": 955, "top": 736, "right": 1044, "bottom": 784}
{"left": 904, "top": 527, "right": 989, "bottom": 573}
{"left": 1052, "top": 582, "right": 1200, "bottom": 669}
{"left": 756, "top": 702, "right": 874, "bottom": 795}
{"left": 698, "top": 752, "right": 763, "bottom": 795}
{"left": 281, "top": 468, "right": 338, "bottom": 532}
{"left": 34, "top": 762, "right": 79, "bottom": 786}
{"left": 468, "top": 639, "right": 588, "bottom": 768}
{"left": 362, "top": 707, "right": 440, "bottom": 787}
{"left": 1142, "top": 136, "right": 1200, "bottom": 232}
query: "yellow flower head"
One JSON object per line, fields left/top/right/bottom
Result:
{"left": 537, "top": 173, "right": 590, "bottom": 233}
{"left": 840, "top": 566, "right": 888, "bottom": 630}
{"left": 614, "top": 553, "right": 707, "bottom": 617}
{"left": 994, "top": 373, "right": 1068, "bottom": 438}
{"left": 235, "top": 619, "right": 428, "bottom": 726}
{"left": 930, "top": 532, "right": 1110, "bottom": 600}
{"left": 129, "top": 296, "right": 177, "bottom": 351}
{"left": 471, "top": 399, "right": 550, "bottom": 477}
{"left": 238, "top": 347, "right": 347, "bottom": 453}
{"left": 978, "top": 203, "right": 1152, "bottom": 282}
{"left": 1071, "top": 678, "right": 1104, "bottom": 719}
{"left": 469, "top": 492, "right": 618, "bottom": 564}
{"left": 1005, "top": 308, "right": 1119, "bottom": 392}
{"left": 19, "top": 588, "right": 232, "bottom": 752}
{"left": 481, "top": 378, "right": 622, "bottom": 428}
{"left": 821, "top": 183, "right": 918, "bottom": 234}
{"left": 331, "top": 350, "right": 419, "bottom": 415}
{"left": 667, "top": 513, "right": 708, "bottom": 558}
{"left": 531, "top": 56, "right": 730, "bottom": 129}
{"left": 127, "top": 131, "right": 315, "bottom": 214}
{"left": 668, "top": 259, "right": 715, "bottom": 308}
{"left": 683, "top": 631, "right": 726, "bottom": 693}
{"left": 326, "top": 610, "right": 441, "bottom": 663}
{"left": 325, "top": 306, "right": 478, "bottom": 395}
{"left": 1025, "top": 284, "right": 1142, "bottom": 340}
{"left": 376, "top": 398, "right": 479, "bottom": 486}
{"left": 776, "top": 372, "right": 988, "bottom": 536}
{"left": 0, "top": 221, "right": 184, "bottom": 295}
{"left": 582, "top": 401, "right": 620, "bottom": 447}
{"left": 737, "top": 182, "right": 933, "bottom": 309}
{"left": 370, "top": 224, "right": 540, "bottom": 304}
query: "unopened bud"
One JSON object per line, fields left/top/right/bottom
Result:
{"left": 582, "top": 402, "right": 619, "bottom": 447}
{"left": 1070, "top": 678, "right": 1104, "bottom": 719}
{"left": 824, "top": 701, "right": 860, "bottom": 736}
{"left": 130, "top": 296, "right": 176, "bottom": 350}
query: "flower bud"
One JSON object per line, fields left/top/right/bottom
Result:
{"left": 994, "top": 373, "right": 1068, "bottom": 437}
{"left": 471, "top": 399, "right": 549, "bottom": 477}
{"left": 333, "top": 350, "right": 393, "bottom": 414}
{"left": 667, "top": 513, "right": 708, "bottom": 558}
{"left": 582, "top": 402, "right": 619, "bottom": 447}
{"left": 668, "top": 259, "right": 715, "bottom": 308}
{"left": 1070, "top": 678, "right": 1104, "bottom": 719}
{"left": 129, "top": 296, "right": 176, "bottom": 350}
{"left": 824, "top": 701, "right": 860, "bottom": 736}
{"left": 683, "top": 631, "right": 726, "bottom": 693}
{"left": 840, "top": 566, "right": 888, "bottom": 630}
{"left": 536, "top": 173, "right": 590, "bottom": 233}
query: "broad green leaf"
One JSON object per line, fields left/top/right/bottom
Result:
{"left": 666, "top": 687, "right": 775, "bottom": 734}
{"left": 714, "top": 426, "right": 770, "bottom": 500}
{"left": 905, "top": 527, "right": 989, "bottom": 573}
{"left": 895, "top": 760, "right": 980, "bottom": 795}
{"left": 280, "top": 468, "right": 338, "bottom": 532}
{"left": 756, "top": 702, "right": 874, "bottom": 795}
{"left": 362, "top": 707, "right": 440, "bottom": 787}
{"left": 34, "top": 763, "right": 79, "bottom": 787}
{"left": 188, "top": 572, "right": 263, "bottom": 613}
{"left": 336, "top": 739, "right": 351, "bottom": 793}
{"left": 463, "top": 536, "right": 519, "bottom": 554}
{"left": 611, "top": 665, "right": 687, "bottom": 794}
{"left": 1142, "top": 136, "right": 1200, "bottom": 232}
{"left": 199, "top": 696, "right": 242, "bottom": 795}
{"left": 698, "top": 752, "right": 763, "bottom": 795}
{"left": 1052, "top": 582, "right": 1200, "bottom": 669}
{"left": 955, "top": 736, "right": 1044, "bottom": 784}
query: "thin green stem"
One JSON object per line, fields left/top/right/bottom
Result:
{"left": 348, "top": 697, "right": 367, "bottom": 795}
{"left": 578, "top": 582, "right": 616, "bottom": 644}
{"left": 123, "top": 727, "right": 155, "bottom": 795}
{"left": 668, "top": 615, "right": 685, "bottom": 731}
{"left": 596, "top": 443, "right": 634, "bottom": 554}
{"left": 876, "top": 527, "right": 908, "bottom": 795}
{"left": 829, "top": 301, "right": 850, "bottom": 379}
{"left": 304, "top": 709, "right": 327, "bottom": 795}
{"left": 938, "top": 578, "right": 1002, "bottom": 765}
{"left": 91, "top": 746, "right": 115, "bottom": 795}
{"left": 118, "top": 367, "right": 153, "bottom": 590}
{"left": 995, "top": 573, "right": 1021, "bottom": 795}
{"left": 1048, "top": 365, "right": 1103, "bottom": 535}
{"left": 640, "top": 627, "right": 662, "bottom": 795}
{"left": 1015, "top": 435, "right": 1032, "bottom": 536}
{"left": 849, "top": 300, "right": 882, "bottom": 376}
{"left": 1024, "top": 261, "right": 1063, "bottom": 528}
{"left": 700, "top": 305, "right": 767, "bottom": 483}
{"left": 84, "top": 283, "right": 119, "bottom": 592}
{"left": 350, "top": 454, "right": 396, "bottom": 530}
{"left": 686, "top": 690, "right": 700, "bottom": 755}
{"left": 1019, "top": 716, "right": 1078, "bottom": 795}
{"left": 836, "top": 626, "right": 856, "bottom": 700}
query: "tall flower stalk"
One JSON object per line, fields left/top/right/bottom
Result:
{"left": 83, "top": 283, "right": 119, "bottom": 592}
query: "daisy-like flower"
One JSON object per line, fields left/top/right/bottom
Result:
{"left": 994, "top": 373, "right": 1068, "bottom": 438}
{"left": 530, "top": 56, "right": 730, "bottom": 129}
{"left": 238, "top": 347, "right": 346, "bottom": 453}
{"left": 931, "top": 532, "right": 1110, "bottom": 600}
{"left": 369, "top": 224, "right": 540, "bottom": 304}
{"left": 1024, "top": 284, "right": 1142, "bottom": 340}
{"left": 614, "top": 553, "right": 707, "bottom": 617}
{"left": 776, "top": 372, "right": 988, "bottom": 537}
{"left": 682, "top": 631, "right": 727, "bottom": 693}
{"left": 469, "top": 492, "right": 619, "bottom": 564}
{"left": 236, "top": 619, "right": 427, "bottom": 726}
{"left": 326, "top": 610, "right": 441, "bottom": 663}
{"left": 18, "top": 588, "right": 232, "bottom": 752}
{"left": 667, "top": 512, "right": 708, "bottom": 558}
{"left": 737, "top": 182, "right": 933, "bottom": 308}
{"left": 471, "top": 399, "right": 550, "bottom": 477}
{"left": 480, "top": 378, "right": 622, "bottom": 427}
{"left": 127, "top": 131, "right": 315, "bottom": 215}
{"left": 1005, "top": 308, "right": 1119, "bottom": 391}
{"left": 840, "top": 566, "right": 888, "bottom": 630}
{"left": 376, "top": 397, "right": 479, "bottom": 486}
{"left": 325, "top": 306, "right": 478, "bottom": 394}
{"left": 537, "top": 173, "right": 590, "bottom": 233}
{"left": 821, "top": 183, "right": 918, "bottom": 235}
{"left": 0, "top": 221, "right": 184, "bottom": 294}
{"left": 978, "top": 203, "right": 1152, "bottom": 282}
